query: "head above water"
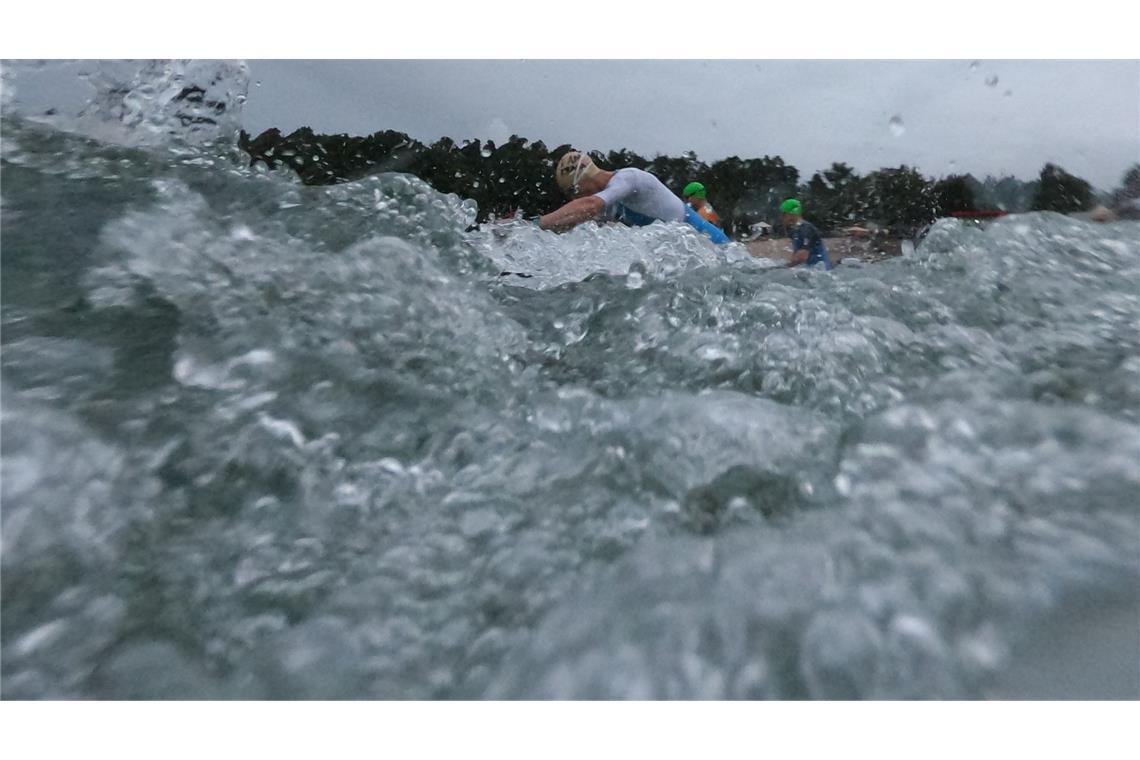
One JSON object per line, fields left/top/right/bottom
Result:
{"left": 683, "top": 182, "right": 706, "bottom": 200}
{"left": 780, "top": 198, "right": 802, "bottom": 216}
{"left": 556, "top": 151, "right": 601, "bottom": 197}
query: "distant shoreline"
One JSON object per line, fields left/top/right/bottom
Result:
{"left": 746, "top": 236, "right": 903, "bottom": 264}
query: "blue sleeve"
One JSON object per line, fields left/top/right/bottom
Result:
{"left": 617, "top": 205, "right": 658, "bottom": 227}
{"left": 682, "top": 206, "right": 730, "bottom": 244}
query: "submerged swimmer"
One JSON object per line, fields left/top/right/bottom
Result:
{"left": 533, "top": 151, "right": 730, "bottom": 244}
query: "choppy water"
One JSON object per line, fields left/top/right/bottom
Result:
{"left": 2, "top": 62, "right": 1138, "bottom": 699}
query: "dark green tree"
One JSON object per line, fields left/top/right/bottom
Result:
{"left": 648, "top": 153, "right": 706, "bottom": 196}
{"left": 963, "top": 174, "right": 1037, "bottom": 212}
{"left": 932, "top": 174, "right": 977, "bottom": 216}
{"left": 604, "top": 148, "right": 650, "bottom": 172}
{"left": 865, "top": 165, "right": 938, "bottom": 234}
{"left": 720, "top": 156, "right": 799, "bottom": 235}
{"left": 1030, "top": 163, "right": 1093, "bottom": 213}
{"left": 1111, "top": 164, "right": 1140, "bottom": 212}
{"left": 240, "top": 125, "right": 1063, "bottom": 234}
{"left": 802, "top": 162, "right": 870, "bottom": 233}
{"left": 703, "top": 155, "right": 749, "bottom": 235}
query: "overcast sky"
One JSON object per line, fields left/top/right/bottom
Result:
{"left": 4, "top": 59, "right": 1136, "bottom": 190}
{"left": 239, "top": 60, "right": 1139, "bottom": 190}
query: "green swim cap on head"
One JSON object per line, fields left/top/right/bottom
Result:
{"left": 780, "top": 198, "right": 802, "bottom": 215}
{"left": 683, "top": 182, "right": 706, "bottom": 199}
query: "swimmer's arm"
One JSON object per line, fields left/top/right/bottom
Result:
{"left": 788, "top": 234, "right": 810, "bottom": 266}
{"left": 538, "top": 196, "right": 605, "bottom": 232}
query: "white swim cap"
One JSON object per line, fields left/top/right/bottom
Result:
{"left": 555, "top": 150, "right": 599, "bottom": 195}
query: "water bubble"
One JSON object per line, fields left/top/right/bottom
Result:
{"left": 888, "top": 116, "right": 905, "bottom": 138}
{"left": 985, "top": 75, "right": 999, "bottom": 87}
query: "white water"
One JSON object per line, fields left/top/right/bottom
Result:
{"left": 2, "top": 61, "right": 1137, "bottom": 699}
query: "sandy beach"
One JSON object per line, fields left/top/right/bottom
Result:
{"left": 745, "top": 236, "right": 904, "bottom": 265}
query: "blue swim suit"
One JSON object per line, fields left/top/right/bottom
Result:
{"left": 615, "top": 203, "right": 730, "bottom": 245}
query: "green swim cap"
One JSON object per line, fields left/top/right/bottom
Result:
{"left": 683, "top": 182, "right": 706, "bottom": 199}
{"left": 780, "top": 198, "right": 802, "bottom": 215}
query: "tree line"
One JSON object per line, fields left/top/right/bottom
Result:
{"left": 239, "top": 126, "right": 1132, "bottom": 237}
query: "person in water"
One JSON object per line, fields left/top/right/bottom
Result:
{"left": 780, "top": 198, "right": 833, "bottom": 270}
{"left": 534, "top": 151, "right": 730, "bottom": 244}
{"left": 682, "top": 181, "right": 721, "bottom": 226}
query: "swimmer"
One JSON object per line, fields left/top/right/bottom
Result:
{"left": 533, "top": 151, "right": 730, "bottom": 245}
{"left": 780, "top": 198, "right": 833, "bottom": 270}
{"left": 682, "top": 181, "right": 721, "bottom": 226}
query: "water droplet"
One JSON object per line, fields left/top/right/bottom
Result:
{"left": 888, "top": 115, "right": 905, "bottom": 138}
{"left": 969, "top": 61, "right": 980, "bottom": 71}
{"left": 985, "top": 75, "right": 999, "bottom": 87}
{"left": 480, "top": 148, "right": 492, "bottom": 158}
{"left": 255, "top": 80, "right": 262, "bottom": 87}
{"left": 710, "top": 119, "right": 718, "bottom": 128}
{"left": 1003, "top": 89, "right": 1013, "bottom": 98}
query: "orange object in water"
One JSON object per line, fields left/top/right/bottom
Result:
{"left": 696, "top": 203, "right": 720, "bottom": 226}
